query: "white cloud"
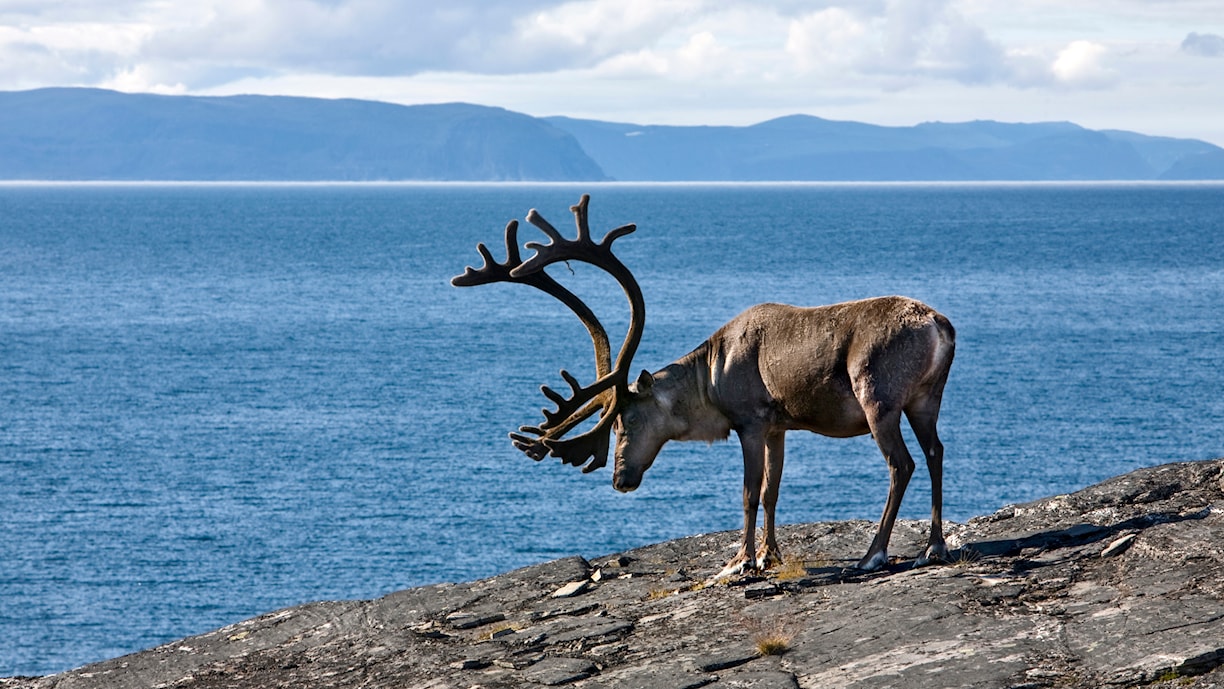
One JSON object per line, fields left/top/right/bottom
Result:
{"left": 21, "top": 21, "right": 151, "bottom": 55}
{"left": 121, "top": 0, "right": 709, "bottom": 78}
{"left": 98, "top": 64, "right": 186, "bottom": 94}
{"left": 668, "top": 31, "right": 733, "bottom": 79}
{"left": 1050, "top": 40, "right": 1115, "bottom": 87}
{"left": 786, "top": 8, "right": 868, "bottom": 73}
{"left": 786, "top": 1, "right": 1013, "bottom": 86}
{"left": 0, "top": 0, "right": 1222, "bottom": 145}
{"left": 519, "top": 0, "right": 700, "bottom": 59}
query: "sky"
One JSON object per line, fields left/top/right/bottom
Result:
{"left": 2, "top": 0, "right": 1223, "bottom": 145}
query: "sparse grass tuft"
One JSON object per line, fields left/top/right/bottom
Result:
{"left": 754, "top": 633, "right": 792, "bottom": 656}
{"left": 646, "top": 586, "right": 675, "bottom": 601}
{"left": 682, "top": 580, "right": 707, "bottom": 593}
{"left": 743, "top": 614, "right": 799, "bottom": 657}
{"left": 772, "top": 559, "right": 809, "bottom": 581}
{"left": 1153, "top": 668, "right": 1195, "bottom": 685}
{"left": 948, "top": 548, "right": 982, "bottom": 567}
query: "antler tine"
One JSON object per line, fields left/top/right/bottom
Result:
{"left": 511, "top": 424, "right": 610, "bottom": 472}
{"left": 508, "top": 365, "right": 616, "bottom": 468}
{"left": 567, "top": 194, "right": 636, "bottom": 254}
{"left": 541, "top": 413, "right": 616, "bottom": 472}
{"left": 503, "top": 219, "right": 524, "bottom": 265}
{"left": 570, "top": 193, "right": 592, "bottom": 243}
{"left": 450, "top": 220, "right": 523, "bottom": 287}
{"left": 513, "top": 198, "right": 637, "bottom": 278}
{"left": 511, "top": 390, "right": 611, "bottom": 466}
{"left": 523, "top": 206, "right": 566, "bottom": 244}
{"left": 538, "top": 369, "right": 618, "bottom": 429}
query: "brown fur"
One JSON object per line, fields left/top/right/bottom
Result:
{"left": 613, "top": 296, "right": 955, "bottom": 575}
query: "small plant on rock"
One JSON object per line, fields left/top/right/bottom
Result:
{"left": 948, "top": 548, "right": 983, "bottom": 567}
{"left": 772, "top": 559, "right": 809, "bottom": 581}
{"left": 646, "top": 586, "right": 675, "bottom": 601}
{"left": 744, "top": 614, "right": 798, "bottom": 657}
{"left": 754, "top": 632, "right": 792, "bottom": 656}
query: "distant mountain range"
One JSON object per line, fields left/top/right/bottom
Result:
{"left": 2, "top": 87, "right": 1221, "bottom": 181}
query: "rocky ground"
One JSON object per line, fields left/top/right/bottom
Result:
{"left": 6, "top": 458, "right": 1224, "bottom": 689}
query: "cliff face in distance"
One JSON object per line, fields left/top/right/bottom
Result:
{"left": 2, "top": 87, "right": 1223, "bottom": 181}
{"left": 10, "top": 458, "right": 1224, "bottom": 688}
{"left": 0, "top": 88, "right": 608, "bottom": 182}
{"left": 546, "top": 115, "right": 1224, "bottom": 181}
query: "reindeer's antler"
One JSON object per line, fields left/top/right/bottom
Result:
{"left": 451, "top": 217, "right": 613, "bottom": 466}
{"left": 451, "top": 195, "right": 644, "bottom": 473}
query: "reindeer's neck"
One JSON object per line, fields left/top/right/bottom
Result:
{"left": 656, "top": 342, "right": 733, "bottom": 443}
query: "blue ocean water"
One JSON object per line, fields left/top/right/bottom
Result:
{"left": 1, "top": 182, "right": 1222, "bottom": 676}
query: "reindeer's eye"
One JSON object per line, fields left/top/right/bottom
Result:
{"left": 619, "top": 408, "right": 638, "bottom": 427}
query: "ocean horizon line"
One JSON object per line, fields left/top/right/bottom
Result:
{"left": 4, "top": 179, "right": 1224, "bottom": 188}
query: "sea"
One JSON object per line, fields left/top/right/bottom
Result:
{"left": 1, "top": 182, "right": 1222, "bottom": 676}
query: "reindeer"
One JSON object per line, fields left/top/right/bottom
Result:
{"left": 453, "top": 195, "right": 955, "bottom": 576}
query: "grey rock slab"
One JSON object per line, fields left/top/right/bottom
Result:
{"left": 790, "top": 606, "right": 1043, "bottom": 689}
{"left": 1100, "top": 532, "right": 1138, "bottom": 557}
{"left": 533, "top": 601, "right": 601, "bottom": 621}
{"left": 743, "top": 581, "right": 782, "bottom": 599}
{"left": 716, "top": 670, "right": 800, "bottom": 689}
{"left": 366, "top": 580, "right": 483, "bottom": 624}
{"left": 691, "top": 646, "right": 760, "bottom": 672}
{"left": 12, "top": 458, "right": 1224, "bottom": 689}
{"left": 494, "top": 651, "right": 546, "bottom": 670}
{"left": 27, "top": 600, "right": 364, "bottom": 689}
{"left": 576, "top": 665, "right": 716, "bottom": 689}
{"left": 521, "top": 657, "right": 597, "bottom": 685}
{"left": 1065, "top": 595, "right": 1224, "bottom": 682}
{"left": 446, "top": 611, "right": 507, "bottom": 630}
{"left": 467, "top": 555, "right": 593, "bottom": 609}
{"left": 552, "top": 580, "right": 591, "bottom": 598}
{"left": 540, "top": 618, "right": 635, "bottom": 646}
{"left": 451, "top": 657, "right": 492, "bottom": 670}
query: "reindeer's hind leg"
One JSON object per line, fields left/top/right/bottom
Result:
{"left": 906, "top": 404, "right": 948, "bottom": 566}
{"left": 858, "top": 405, "right": 915, "bottom": 571}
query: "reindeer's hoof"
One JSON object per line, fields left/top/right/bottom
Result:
{"left": 756, "top": 549, "right": 784, "bottom": 571}
{"left": 714, "top": 558, "right": 758, "bottom": 581}
{"left": 856, "top": 550, "right": 889, "bottom": 571}
{"left": 914, "top": 543, "right": 948, "bottom": 568}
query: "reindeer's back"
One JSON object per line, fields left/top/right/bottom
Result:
{"left": 708, "top": 296, "right": 953, "bottom": 434}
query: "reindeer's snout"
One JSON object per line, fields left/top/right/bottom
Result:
{"left": 613, "top": 452, "right": 643, "bottom": 491}
{"left": 613, "top": 472, "right": 641, "bottom": 493}
{"left": 613, "top": 434, "right": 662, "bottom": 493}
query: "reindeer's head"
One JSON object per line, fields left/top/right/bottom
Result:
{"left": 610, "top": 369, "right": 679, "bottom": 492}
{"left": 452, "top": 195, "right": 645, "bottom": 479}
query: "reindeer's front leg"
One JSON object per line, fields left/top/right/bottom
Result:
{"left": 717, "top": 431, "right": 766, "bottom": 579}
{"left": 758, "top": 431, "right": 786, "bottom": 570}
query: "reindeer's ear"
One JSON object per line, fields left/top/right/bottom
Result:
{"left": 635, "top": 369, "right": 654, "bottom": 394}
